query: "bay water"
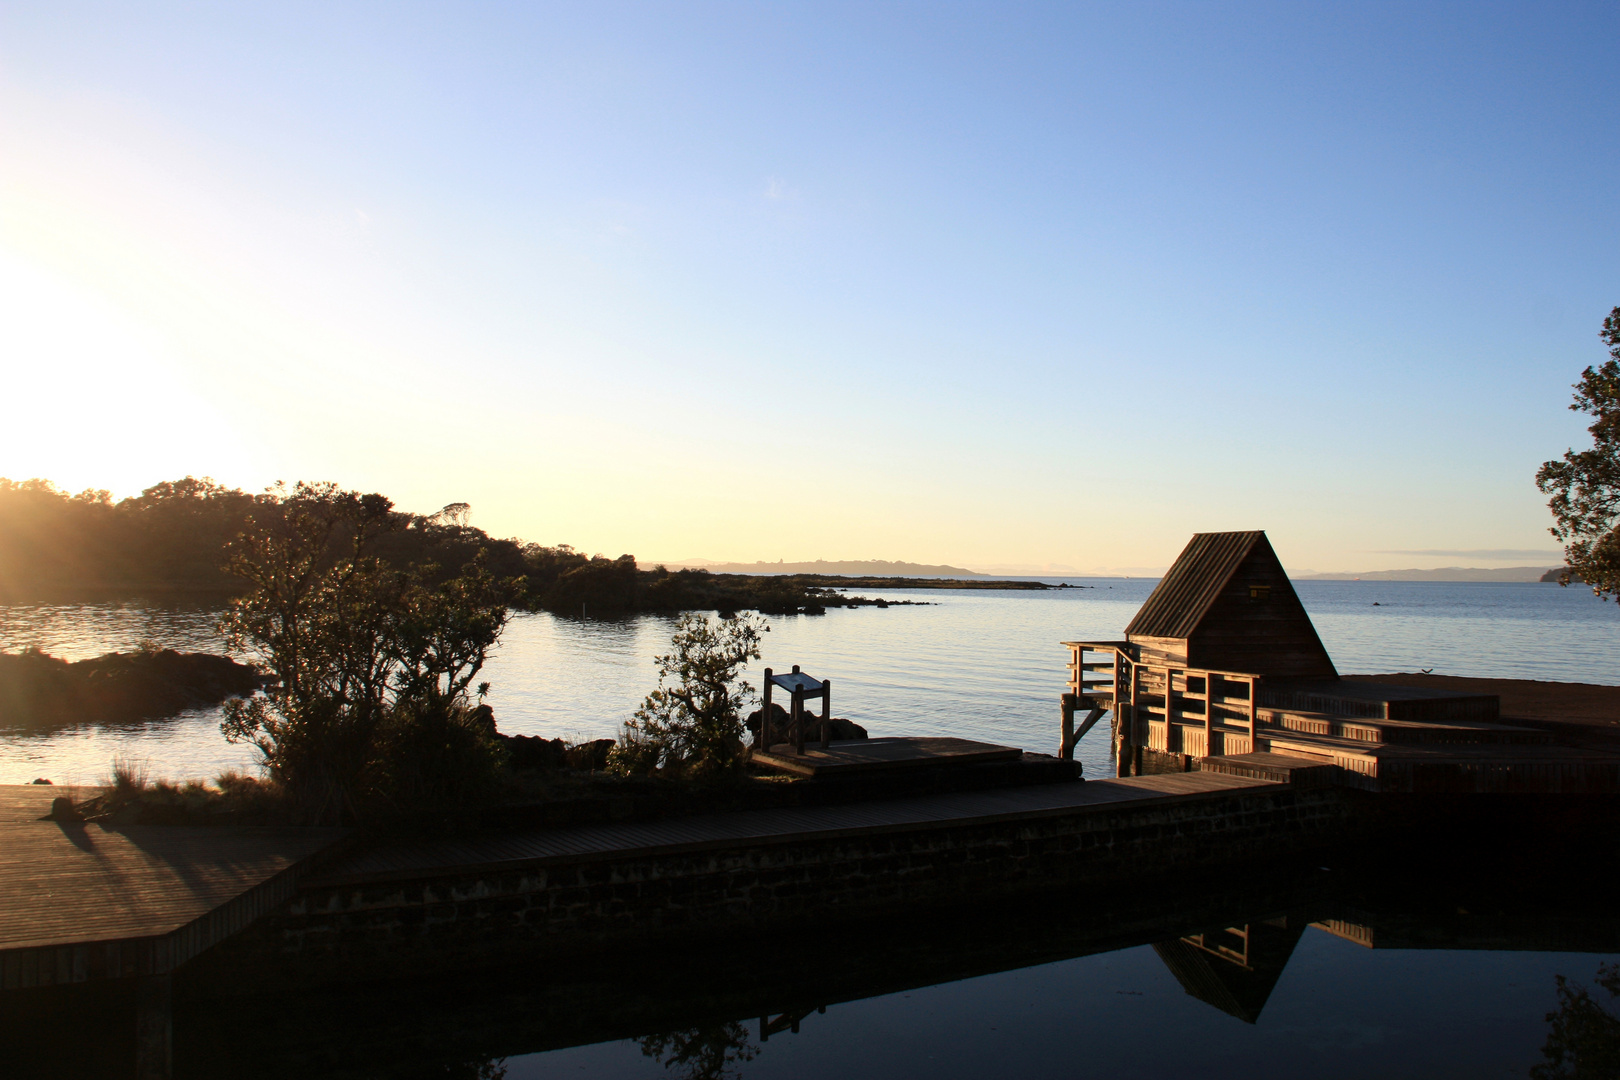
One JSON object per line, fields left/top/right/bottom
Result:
{"left": 3, "top": 579, "right": 1618, "bottom": 1078}
{"left": 0, "top": 578, "right": 1613, "bottom": 788}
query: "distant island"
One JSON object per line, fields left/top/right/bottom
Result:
{"left": 1297, "top": 566, "right": 1561, "bottom": 582}
{"left": 665, "top": 559, "right": 986, "bottom": 578}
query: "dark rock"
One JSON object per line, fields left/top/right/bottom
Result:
{"left": 746, "top": 703, "right": 867, "bottom": 744}
{"left": 469, "top": 703, "right": 497, "bottom": 737}
{"left": 31, "top": 778, "right": 51, "bottom": 785}
{"left": 569, "top": 739, "right": 615, "bottom": 770}
{"left": 498, "top": 733, "right": 615, "bottom": 772}
{"left": 47, "top": 796, "right": 80, "bottom": 822}
{"left": 500, "top": 734, "right": 569, "bottom": 770}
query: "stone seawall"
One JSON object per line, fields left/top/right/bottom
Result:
{"left": 220, "top": 783, "right": 1357, "bottom": 981}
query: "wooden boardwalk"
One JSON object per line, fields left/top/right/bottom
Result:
{"left": 750, "top": 736, "right": 1023, "bottom": 777}
{"left": 311, "top": 772, "right": 1272, "bottom": 886}
{"left": 0, "top": 772, "right": 1285, "bottom": 990}
{"left": 0, "top": 782, "right": 89, "bottom": 823}
{"left": 0, "top": 786, "right": 345, "bottom": 990}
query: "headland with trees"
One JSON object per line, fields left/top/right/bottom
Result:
{"left": 0, "top": 475, "right": 1060, "bottom": 614}
{"left": 0, "top": 478, "right": 1035, "bottom": 828}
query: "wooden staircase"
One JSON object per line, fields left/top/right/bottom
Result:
{"left": 1213, "top": 703, "right": 1619, "bottom": 794}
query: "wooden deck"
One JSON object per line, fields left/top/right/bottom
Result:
{"left": 0, "top": 782, "right": 91, "bottom": 823}
{"left": 0, "top": 770, "right": 1296, "bottom": 992}
{"left": 0, "top": 786, "right": 345, "bottom": 990}
{"left": 310, "top": 771, "right": 1273, "bottom": 886}
{"left": 750, "top": 736, "right": 1023, "bottom": 777}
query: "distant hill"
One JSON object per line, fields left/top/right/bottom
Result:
{"left": 1540, "top": 567, "right": 1585, "bottom": 583}
{"left": 664, "top": 559, "right": 986, "bottom": 578}
{"left": 1297, "top": 566, "right": 1561, "bottom": 583}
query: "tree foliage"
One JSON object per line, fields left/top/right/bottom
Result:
{"left": 1533, "top": 963, "right": 1620, "bottom": 1080}
{"left": 0, "top": 474, "right": 532, "bottom": 597}
{"left": 1538, "top": 306, "right": 1620, "bottom": 602}
{"left": 637, "top": 1023, "right": 758, "bottom": 1080}
{"left": 220, "top": 482, "right": 522, "bottom": 823}
{"left": 609, "top": 614, "right": 766, "bottom": 779}
{"left": 0, "top": 473, "right": 888, "bottom": 616}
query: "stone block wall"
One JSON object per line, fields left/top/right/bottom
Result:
{"left": 226, "top": 784, "right": 1357, "bottom": 980}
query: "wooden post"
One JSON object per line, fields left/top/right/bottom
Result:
{"left": 760, "top": 669, "right": 773, "bottom": 749}
{"left": 1060, "top": 693, "right": 1076, "bottom": 759}
{"left": 820, "top": 679, "right": 832, "bottom": 749}
{"left": 792, "top": 686, "right": 805, "bottom": 754}
{"left": 1204, "top": 672, "right": 1214, "bottom": 758}
{"left": 1160, "top": 666, "right": 1173, "bottom": 754}
{"left": 1248, "top": 674, "right": 1259, "bottom": 752}
{"left": 135, "top": 973, "right": 172, "bottom": 1080}
{"left": 1122, "top": 661, "right": 1141, "bottom": 776}
{"left": 1116, "top": 663, "right": 1131, "bottom": 776}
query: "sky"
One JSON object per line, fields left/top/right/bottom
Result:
{"left": 2, "top": 2, "right": 1617, "bottom": 575}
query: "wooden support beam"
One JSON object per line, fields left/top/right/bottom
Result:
{"left": 1060, "top": 693, "right": 1077, "bottom": 759}
{"left": 760, "top": 668, "right": 773, "bottom": 748}
{"left": 136, "top": 974, "right": 172, "bottom": 1080}
{"left": 792, "top": 686, "right": 805, "bottom": 754}
{"left": 821, "top": 679, "right": 832, "bottom": 749}
{"left": 1075, "top": 706, "right": 1106, "bottom": 743}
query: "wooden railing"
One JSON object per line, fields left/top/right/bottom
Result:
{"left": 1061, "top": 641, "right": 1262, "bottom": 773}
{"left": 1064, "top": 640, "right": 1128, "bottom": 703}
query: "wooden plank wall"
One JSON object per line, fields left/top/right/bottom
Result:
{"left": 1186, "top": 552, "right": 1337, "bottom": 678}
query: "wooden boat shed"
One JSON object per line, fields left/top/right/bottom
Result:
{"left": 1060, "top": 531, "right": 1620, "bottom": 793}
{"left": 1062, "top": 530, "right": 1341, "bottom": 764}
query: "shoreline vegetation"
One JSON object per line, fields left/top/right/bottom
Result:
{"left": 0, "top": 646, "right": 264, "bottom": 732}
{"left": 0, "top": 476, "right": 1072, "bottom": 615}
{"left": 0, "top": 475, "right": 1077, "bottom": 829}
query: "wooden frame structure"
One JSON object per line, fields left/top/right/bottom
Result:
{"left": 759, "top": 665, "right": 832, "bottom": 754}
{"left": 1063, "top": 641, "right": 1262, "bottom": 772}
{"left": 1059, "top": 531, "right": 1319, "bottom": 774}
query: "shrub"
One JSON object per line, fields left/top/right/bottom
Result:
{"left": 610, "top": 614, "right": 766, "bottom": 780}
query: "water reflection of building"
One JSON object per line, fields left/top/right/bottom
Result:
{"left": 1155, "top": 900, "right": 1620, "bottom": 1025}
{"left": 1154, "top": 917, "right": 1305, "bottom": 1024}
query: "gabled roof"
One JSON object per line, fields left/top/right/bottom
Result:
{"left": 1126, "top": 531, "right": 1266, "bottom": 640}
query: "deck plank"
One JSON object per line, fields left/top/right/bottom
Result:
{"left": 0, "top": 821, "right": 342, "bottom": 951}
{"left": 0, "top": 786, "right": 346, "bottom": 976}
{"left": 751, "top": 736, "right": 1024, "bottom": 777}
{"left": 0, "top": 783, "right": 98, "bottom": 823}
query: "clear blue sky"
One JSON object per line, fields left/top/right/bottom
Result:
{"left": 2, "top": 2, "right": 1616, "bottom": 572}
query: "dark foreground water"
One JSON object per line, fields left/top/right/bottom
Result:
{"left": 9, "top": 846, "right": 1616, "bottom": 1079}
{"left": 2, "top": 580, "right": 1618, "bottom": 1078}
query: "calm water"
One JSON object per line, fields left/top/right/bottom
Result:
{"left": 145, "top": 851, "right": 1617, "bottom": 1080}
{"left": 0, "top": 579, "right": 1614, "bottom": 786}
{"left": 503, "top": 936, "right": 1607, "bottom": 1080}
{"left": 3, "top": 581, "right": 1619, "bottom": 1078}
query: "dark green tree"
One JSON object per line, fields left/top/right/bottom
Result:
{"left": 1538, "top": 306, "right": 1620, "bottom": 601}
{"left": 220, "top": 482, "right": 521, "bottom": 823}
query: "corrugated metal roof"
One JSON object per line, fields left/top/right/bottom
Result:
{"left": 1125, "top": 531, "right": 1265, "bottom": 640}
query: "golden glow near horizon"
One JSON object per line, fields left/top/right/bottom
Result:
{"left": 0, "top": 9, "right": 1597, "bottom": 576}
